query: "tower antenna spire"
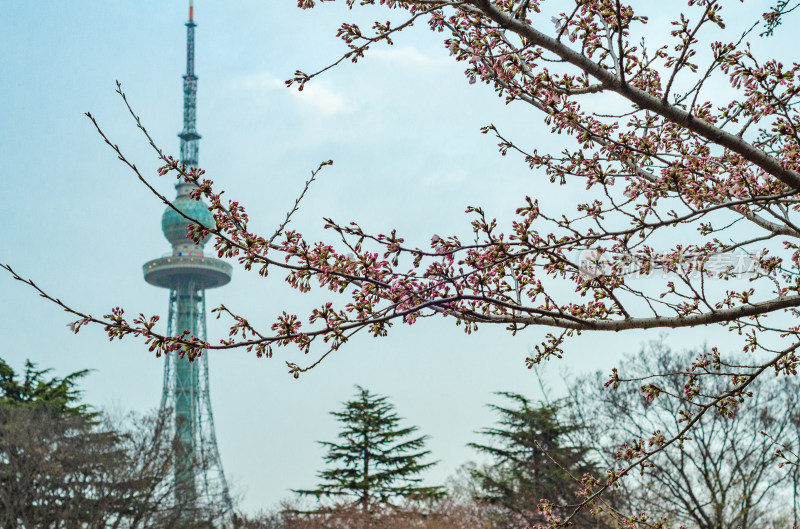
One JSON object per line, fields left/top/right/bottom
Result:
{"left": 143, "top": 1, "right": 234, "bottom": 522}
{"left": 178, "top": 0, "right": 199, "bottom": 176}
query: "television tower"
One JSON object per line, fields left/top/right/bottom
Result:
{"left": 143, "top": 0, "right": 234, "bottom": 522}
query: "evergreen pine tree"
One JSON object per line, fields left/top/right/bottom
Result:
{"left": 468, "top": 392, "right": 608, "bottom": 528}
{"left": 0, "top": 358, "right": 91, "bottom": 417}
{"left": 295, "top": 386, "right": 443, "bottom": 514}
{"left": 0, "top": 356, "right": 226, "bottom": 528}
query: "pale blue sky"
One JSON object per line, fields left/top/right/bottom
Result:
{"left": 0, "top": 1, "right": 786, "bottom": 514}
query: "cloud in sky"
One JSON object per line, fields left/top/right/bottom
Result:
{"left": 237, "top": 72, "right": 349, "bottom": 117}
{"left": 231, "top": 45, "right": 447, "bottom": 119}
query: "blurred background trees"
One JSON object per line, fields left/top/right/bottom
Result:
{"left": 567, "top": 340, "right": 800, "bottom": 529}
{"left": 0, "top": 357, "right": 227, "bottom": 529}
{"left": 4, "top": 351, "right": 799, "bottom": 528}
{"left": 468, "top": 393, "right": 614, "bottom": 528}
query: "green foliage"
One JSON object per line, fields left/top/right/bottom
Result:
{"left": 469, "top": 392, "right": 606, "bottom": 528}
{"left": 0, "top": 357, "right": 91, "bottom": 417}
{"left": 296, "top": 386, "right": 443, "bottom": 514}
{"left": 0, "top": 355, "right": 222, "bottom": 528}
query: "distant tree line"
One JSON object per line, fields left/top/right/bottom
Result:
{"left": 567, "top": 341, "right": 800, "bottom": 529}
{"left": 3, "top": 342, "right": 800, "bottom": 528}
{"left": 244, "top": 343, "right": 800, "bottom": 529}
{"left": 0, "top": 357, "right": 228, "bottom": 529}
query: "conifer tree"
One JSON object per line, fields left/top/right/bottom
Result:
{"left": 296, "top": 386, "right": 443, "bottom": 515}
{"left": 0, "top": 356, "right": 226, "bottom": 528}
{"left": 0, "top": 358, "right": 91, "bottom": 417}
{"left": 469, "top": 392, "right": 607, "bottom": 528}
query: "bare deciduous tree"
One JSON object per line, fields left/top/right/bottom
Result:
{"left": 568, "top": 341, "right": 800, "bottom": 529}
{"left": 0, "top": 358, "right": 228, "bottom": 529}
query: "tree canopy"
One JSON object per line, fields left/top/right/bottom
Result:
{"left": 468, "top": 393, "right": 609, "bottom": 528}
{"left": 295, "top": 386, "right": 442, "bottom": 514}
{"left": 0, "top": 358, "right": 90, "bottom": 417}
{"left": 569, "top": 341, "right": 800, "bottom": 528}
{"left": 0, "top": 356, "right": 225, "bottom": 529}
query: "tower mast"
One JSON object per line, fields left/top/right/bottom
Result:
{"left": 180, "top": 0, "right": 200, "bottom": 169}
{"left": 143, "top": 1, "right": 233, "bottom": 522}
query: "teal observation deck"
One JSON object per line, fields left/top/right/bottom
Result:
{"left": 143, "top": 254, "right": 231, "bottom": 290}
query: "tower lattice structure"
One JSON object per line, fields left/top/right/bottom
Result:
{"left": 143, "top": 1, "right": 234, "bottom": 522}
